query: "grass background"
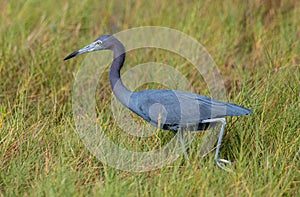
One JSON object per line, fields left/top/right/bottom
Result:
{"left": 0, "top": 0, "right": 299, "bottom": 196}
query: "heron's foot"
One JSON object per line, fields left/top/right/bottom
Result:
{"left": 185, "top": 158, "right": 191, "bottom": 167}
{"left": 215, "top": 158, "right": 235, "bottom": 173}
{"left": 182, "top": 150, "right": 191, "bottom": 166}
{"left": 177, "top": 153, "right": 191, "bottom": 166}
{"left": 185, "top": 159, "right": 191, "bottom": 167}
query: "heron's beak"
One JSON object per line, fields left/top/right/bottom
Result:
{"left": 64, "top": 50, "right": 80, "bottom": 60}
{"left": 64, "top": 43, "right": 95, "bottom": 61}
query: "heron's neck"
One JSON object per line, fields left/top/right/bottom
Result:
{"left": 109, "top": 44, "right": 132, "bottom": 107}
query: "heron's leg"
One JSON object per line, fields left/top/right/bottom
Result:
{"left": 176, "top": 130, "right": 190, "bottom": 165}
{"left": 201, "top": 118, "right": 233, "bottom": 172}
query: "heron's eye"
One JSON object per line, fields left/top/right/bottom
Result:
{"left": 96, "top": 41, "right": 102, "bottom": 46}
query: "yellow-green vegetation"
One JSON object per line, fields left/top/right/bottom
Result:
{"left": 0, "top": 0, "right": 299, "bottom": 196}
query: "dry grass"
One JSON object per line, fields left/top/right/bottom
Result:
{"left": 0, "top": 0, "right": 299, "bottom": 196}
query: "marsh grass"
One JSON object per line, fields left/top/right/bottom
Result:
{"left": 0, "top": 0, "right": 299, "bottom": 196}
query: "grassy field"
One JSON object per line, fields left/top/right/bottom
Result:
{"left": 0, "top": 0, "right": 299, "bottom": 196}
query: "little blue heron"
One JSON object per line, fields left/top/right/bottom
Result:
{"left": 64, "top": 34, "right": 252, "bottom": 171}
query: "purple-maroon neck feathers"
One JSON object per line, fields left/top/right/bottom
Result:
{"left": 109, "top": 38, "right": 132, "bottom": 106}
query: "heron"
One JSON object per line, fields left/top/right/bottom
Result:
{"left": 64, "top": 34, "right": 252, "bottom": 171}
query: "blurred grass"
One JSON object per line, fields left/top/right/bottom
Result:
{"left": 0, "top": 0, "right": 299, "bottom": 196}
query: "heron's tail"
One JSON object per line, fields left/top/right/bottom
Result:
{"left": 225, "top": 103, "right": 252, "bottom": 116}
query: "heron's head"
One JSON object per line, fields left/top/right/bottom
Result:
{"left": 64, "top": 34, "right": 116, "bottom": 60}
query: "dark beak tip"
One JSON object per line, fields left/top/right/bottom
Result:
{"left": 63, "top": 51, "right": 79, "bottom": 61}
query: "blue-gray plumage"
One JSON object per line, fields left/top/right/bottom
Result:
{"left": 129, "top": 90, "right": 252, "bottom": 131}
{"left": 64, "top": 34, "right": 252, "bottom": 171}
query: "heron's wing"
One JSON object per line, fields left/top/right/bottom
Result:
{"left": 131, "top": 90, "right": 182, "bottom": 124}
{"left": 131, "top": 90, "right": 251, "bottom": 126}
{"left": 178, "top": 91, "right": 252, "bottom": 119}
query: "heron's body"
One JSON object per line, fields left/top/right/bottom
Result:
{"left": 64, "top": 34, "right": 252, "bottom": 171}
{"left": 129, "top": 90, "right": 251, "bottom": 132}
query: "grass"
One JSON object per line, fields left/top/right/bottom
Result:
{"left": 0, "top": 0, "right": 299, "bottom": 196}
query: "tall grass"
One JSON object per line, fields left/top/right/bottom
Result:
{"left": 0, "top": 0, "right": 299, "bottom": 196}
